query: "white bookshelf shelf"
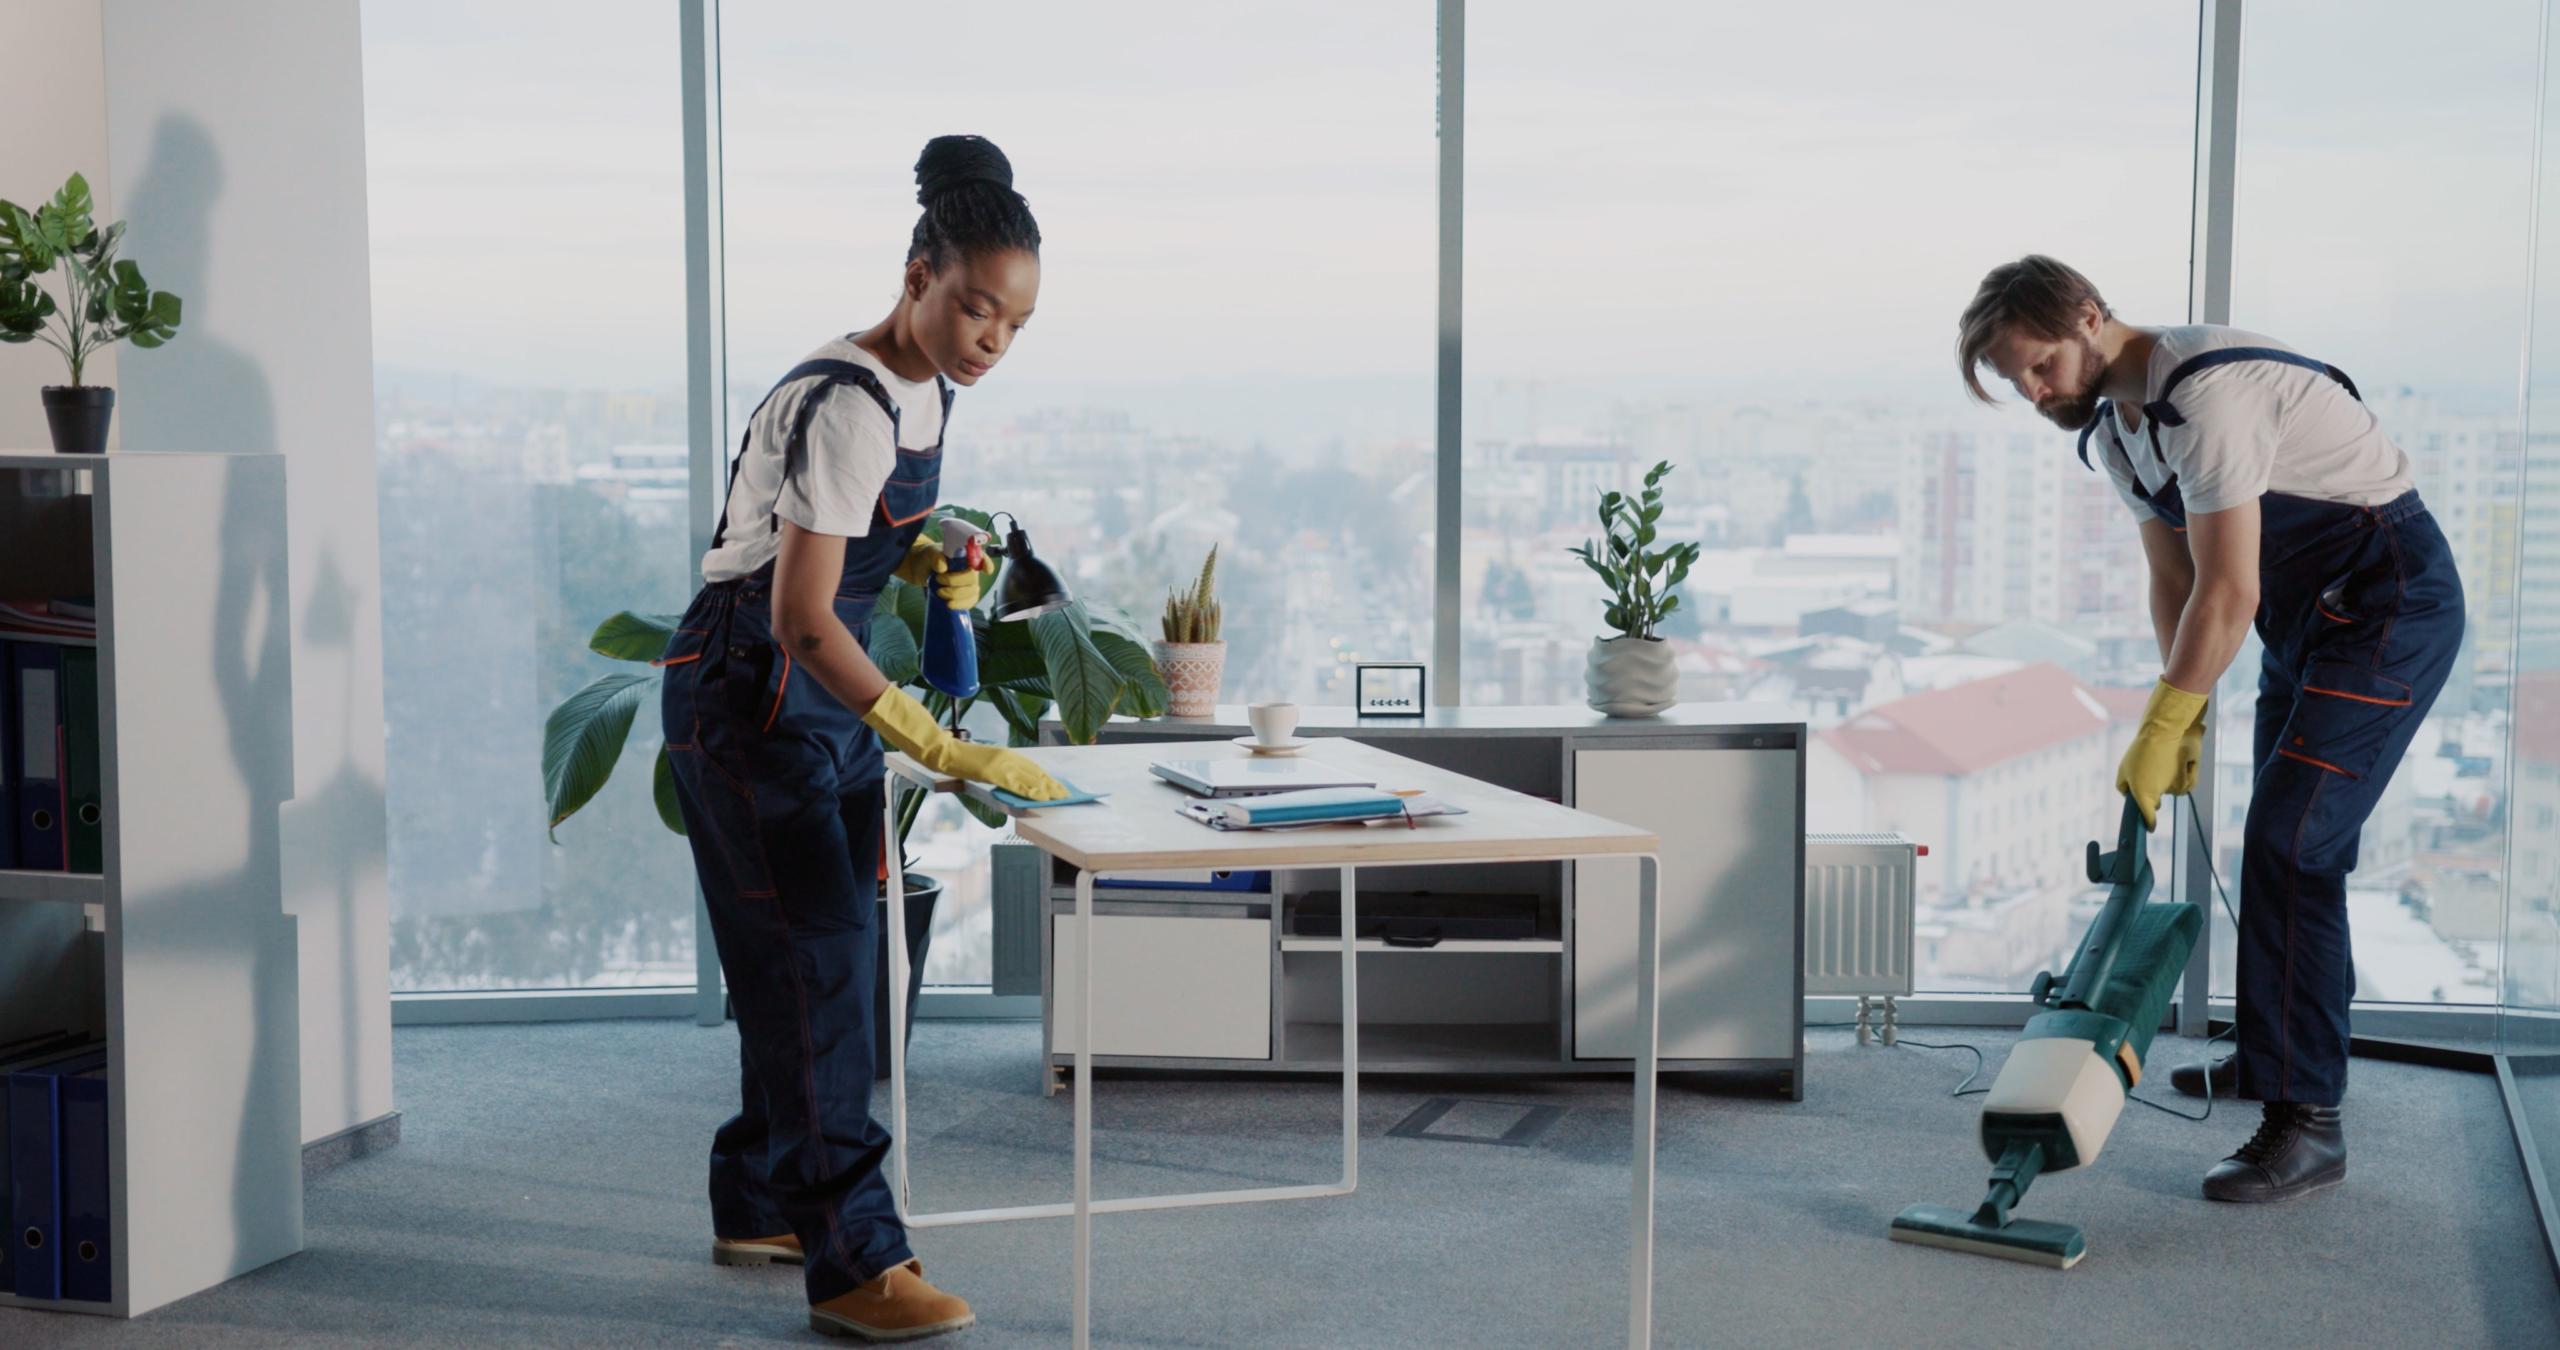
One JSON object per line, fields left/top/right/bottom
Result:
{"left": 0, "top": 451, "right": 302, "bottom": 1319}
{"left": 0, "top": 869, "right": 105, "bottom": 906}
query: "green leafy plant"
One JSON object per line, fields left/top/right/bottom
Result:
{"left": 1567, "top": 459, "right": 1702, "bottom": 641}
{"left": 0, "top": 173, "right": 182, "bottom": 384}
{"left": 542, "top": 506, "right": 1169, "bottom": 855}
{"left": 1159, "top": 544, "right": 1222, "bottom": 643}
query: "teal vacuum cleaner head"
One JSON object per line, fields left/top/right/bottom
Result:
{"left": 1888, "top": 795, "right": 2202, "bottom": 1269}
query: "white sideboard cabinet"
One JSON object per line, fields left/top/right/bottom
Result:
{"left": 1033, "top": 705, "right": 1806, "bottom": 1096}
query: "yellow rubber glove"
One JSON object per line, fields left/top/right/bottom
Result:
{"left": 2171, "top": 696, "right": 2208, "bottom": 798}
{"left": 892, "top": 533, "right": 993, "bottom": 612}
{"left": 2117, "top": 679, "right": 2209, "bottom": 830}
{"left": 863, "top": 684, "right": 1068, "bottom": 800}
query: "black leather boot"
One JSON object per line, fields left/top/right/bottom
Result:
{"left": 2171, "top": 1053, "right": 2237, "bottom": 1098}
{"left": 2202, "top": 1102, "right": 2345, "bottom": 1203}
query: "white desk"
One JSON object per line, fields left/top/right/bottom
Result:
{"left": 883, "top": 737, "right": 1666, "bottom": 1348}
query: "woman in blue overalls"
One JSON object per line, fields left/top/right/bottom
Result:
{"left": 1961, "top": 255, "right": 2464, "bottom": 1206}
{"left": 658, "top": 135, "right": 1065, "bottom": 1341}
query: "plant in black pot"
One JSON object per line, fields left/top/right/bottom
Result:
{"left": 0, "top": 174, "right": 184, "bottom": 454}
{"left": 542, "top": 505, "right": 1167, "bottom": 1073}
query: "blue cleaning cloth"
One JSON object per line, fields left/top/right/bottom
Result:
{"left": 988, "top": 779, "right": 1106, "bottom": 811}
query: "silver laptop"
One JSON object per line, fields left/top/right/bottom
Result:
{"left": 1148, "top": 757, "right": 1377, "bottom": 798}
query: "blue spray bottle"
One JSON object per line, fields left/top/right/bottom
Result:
{"left": 920, "top": 517, "right": 986, "bottom": 706}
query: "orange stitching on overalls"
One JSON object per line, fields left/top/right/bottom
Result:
{"left": 877, "top": 493, "right": 936, "bottom": 528}
{"left": 2277, "top": 747, "right": 2355, "bottom": 777}
{"left": 2316, "top": 603, "right": 2351, "bottom": 624}
{"left": 2301, "top": 685, "right": 2410, "bottom": 708}
{"left": 763, "top": 650, "right": 793, "bottom": 733}
{"left": 650, "top": 652, "right": 702, "bottom": 668}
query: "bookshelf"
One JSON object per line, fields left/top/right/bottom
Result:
{"left": 0, "top": 451, "right": 302, "bottom": 1318}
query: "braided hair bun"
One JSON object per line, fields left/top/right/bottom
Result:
{"left": 915, "top": 134, "right": 1013, "bottom": 204}
{"left": 909, "top": 135, "right": 1039, "bottom": 271}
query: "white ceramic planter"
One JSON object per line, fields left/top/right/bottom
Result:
{"left": 1586, "top": 635, "right": 1677, "bottom": 717}
{"left": 1154, "top": 640, "right": 1227, "bottom": 717}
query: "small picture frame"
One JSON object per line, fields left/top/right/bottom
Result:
{"left": 1354, "top": 662, "right": 1427, "bottom": 717}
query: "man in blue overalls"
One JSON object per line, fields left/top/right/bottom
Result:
{"left": 1957, "top": 256, "right": 2466, "bottom": 1203}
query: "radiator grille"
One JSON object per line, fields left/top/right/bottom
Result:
{"left": 1805, "top": 836, "right": 1918, "bottom": 997}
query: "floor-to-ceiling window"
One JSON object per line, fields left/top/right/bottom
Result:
{"left": 2216, "top": 0, "right": 2541, "bottom": 1013}
{"left": 1463, "top": 1, "right": 2196, "bottom": 993}
{"left": 363, "top": 1, "right": 698, "bottom": 991}
{"left": 717, "top": 0, "right": 1438, "bottom": 986}
{"left": 2509, "top": 0, "right": 2560, "bottom": 1245}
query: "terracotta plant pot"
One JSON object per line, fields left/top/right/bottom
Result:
{"left": 1154, "top": 640, "right": 1227, "bottom": 718}
{"left": 1586, "top": 635, "right": 1677, "bottom": 717}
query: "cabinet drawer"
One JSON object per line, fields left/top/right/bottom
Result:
{"left": 1052, "top": 915, "right": 1271, "bottom": 1060}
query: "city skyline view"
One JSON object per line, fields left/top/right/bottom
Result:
{"left": 357, "top": 1, "right": 2556, "bottom": 1025}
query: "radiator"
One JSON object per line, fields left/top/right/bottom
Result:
{"left": 1804, "top": 833, "right": 1921, "bottom": 999}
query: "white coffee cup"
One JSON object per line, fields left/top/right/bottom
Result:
{"left": 1248, "top": 701, "right": 1300, "bottom": 745}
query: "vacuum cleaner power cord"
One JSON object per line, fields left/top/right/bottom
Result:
{"left": 1843, "top": 793, "right": 2243, "bottom": 1119}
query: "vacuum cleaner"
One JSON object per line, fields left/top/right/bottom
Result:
{"left": 1888, "top": 794, "right": 2202, "bottom": 1268}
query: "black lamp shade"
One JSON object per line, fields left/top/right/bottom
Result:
{"left": 995, "top": 523, "right": 1072, "bottom": 621}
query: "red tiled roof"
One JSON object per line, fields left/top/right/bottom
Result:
{"left": 1821, "top": 662, "right": 2110, "bottom": 776}
{"left": 2087, "top": 684, "right": 2154, "bottom": 722}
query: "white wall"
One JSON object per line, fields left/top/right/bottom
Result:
{"left": 93, "top": 0, "right": 391, "bottom": 1147}
{"left": 0, "top": 1, "right": 115, "bottom": 446}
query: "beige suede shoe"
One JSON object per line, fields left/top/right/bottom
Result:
{"left": 808, "top": 1259, "right": 976, "bottom": 1341}
{"left": 712, "top": 1232, "right": 804, "bottom": 1266}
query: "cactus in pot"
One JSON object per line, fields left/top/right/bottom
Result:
{"left": 1154, "top": 544, "right": 1225, "bottom": 718}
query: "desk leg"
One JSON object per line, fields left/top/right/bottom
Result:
{"left": 1073, "top": 866, "right": 1095, "bottom": 1350}
{"left": 1630, "top": 853, "right": 1661, "bottom": 1348}
{"left": 886, "top": 779, "right": 912, "bottom": 1218}
{"left": 1340, "top": 865, "right": 1359, "bottom": 1192}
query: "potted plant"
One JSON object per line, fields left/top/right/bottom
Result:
{"left": 1154, "top": 544, "right": 1225, "bottom": 718}
{"left": 1567, "top": 459, "right": 1701, "bottom": 717}
{"left": 0, "top": 174, "right": 183, "bottom": 454}
{"left": 542, "top": 505, "right": 1167, "bottom": 1065}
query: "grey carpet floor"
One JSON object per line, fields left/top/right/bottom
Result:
{"left": 5, "top": 1018, "right": 2555, "bottom": 1348}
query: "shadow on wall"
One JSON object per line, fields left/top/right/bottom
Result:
{"left": 118, "top": 111, "right": 389, "bottom": 1182}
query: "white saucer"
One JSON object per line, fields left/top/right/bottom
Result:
{"left": 1232, "top": 734, "right": 1311, "bottom": 756}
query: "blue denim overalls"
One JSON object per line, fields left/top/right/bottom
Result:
{"left": 658, "top": 356, "right": 949, "bottom": 1302}
{"left": 2080, "top": 347, "right": 2465, "bottom": 1106}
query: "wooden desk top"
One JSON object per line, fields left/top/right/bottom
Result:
{"left": 887, "top": 737, "right": 1659, "bottom": 873}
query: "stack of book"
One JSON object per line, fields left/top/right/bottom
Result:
{"left": 1181, "top": 787, "right": 1466, "bottom": 831}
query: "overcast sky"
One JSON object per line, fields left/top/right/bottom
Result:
{"left": 359, "top": 1, "right": 2546, "bottom": 413}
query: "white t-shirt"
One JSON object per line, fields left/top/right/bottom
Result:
{"left": 700, "top": 336, "right": 946, "bottom": 583}
{"left": 2095, "top": 325, "right": 2413, "bottom": 523}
